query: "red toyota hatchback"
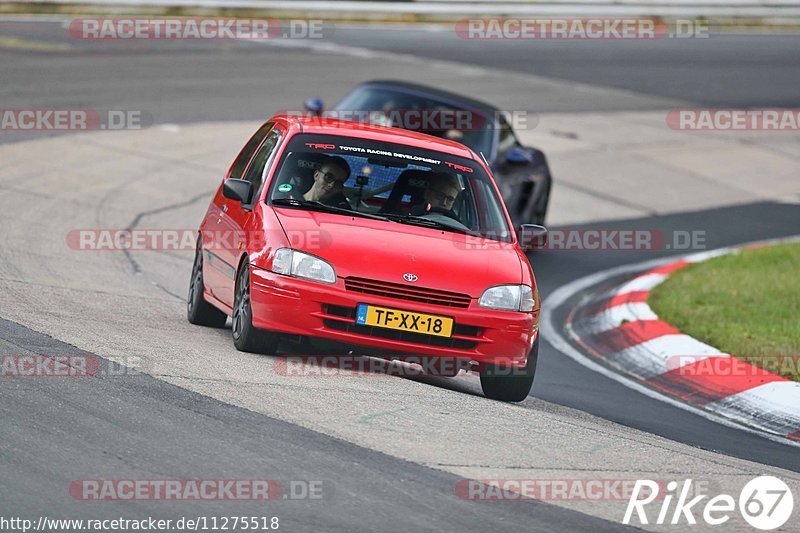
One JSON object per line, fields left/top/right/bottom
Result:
{"left": 188, "top": 115, "right": 544, "bottom": 401}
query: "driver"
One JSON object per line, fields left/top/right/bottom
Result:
{"left": 423, "top": 171, "right": 461, "bottom": 211}
{"left": 302, "top": 156, "right": 352, "bottom": 209}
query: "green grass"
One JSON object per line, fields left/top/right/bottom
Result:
{"left": 649, "top": 241, "right": 800, "bottom": 381}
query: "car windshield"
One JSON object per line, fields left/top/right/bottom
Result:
{"left": 267, "top": 134, "right": 511, "bottom": 241}
{"left": 332, "top": 87, "right": 495, "bottom": 157}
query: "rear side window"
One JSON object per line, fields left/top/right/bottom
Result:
{"left": 229, "top": 122, "right": 273, "bottom": 179}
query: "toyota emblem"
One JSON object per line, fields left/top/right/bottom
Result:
{"left": 403, "top": 273, "right": 418, "bottom": 283}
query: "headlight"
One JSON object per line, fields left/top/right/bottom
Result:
{"left": 271, "top": 248, "right": 336, "bottom": 284}
{"left": 478, "top": 285, "right": 535, "bottom": 312}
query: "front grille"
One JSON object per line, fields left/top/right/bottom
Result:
{"left": 345, "top": 277, "right": 472, "bottom": 308}
{"left": 323, "top": 305, "right": 481, "bottom": 350}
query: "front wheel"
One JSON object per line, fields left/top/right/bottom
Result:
{"left": 232, "top": 263, "right": 278, "bottom": 354}
{"left": 480, "top": 337, "right": 538, "bottom": 402}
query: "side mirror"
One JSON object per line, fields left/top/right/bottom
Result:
{"left": 506, "top": 147, "right": 533, "bottom": 165}
{"left": 304, "top": 98, "right": 324, "bottom": 116}
{"left": 222, "top": 178, "right": 252, "bottom": 204}
{"left": 518, "top": 224, "right": 547, "bottom": 251}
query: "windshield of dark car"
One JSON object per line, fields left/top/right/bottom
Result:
{"left": 267, "top": 134, "right": 511, "bottom": 241}
{"left": 332, "top": 87, "right": 495, "bottom": 157}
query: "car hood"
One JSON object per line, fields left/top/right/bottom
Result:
{"left": 272, "top": 208, "right": 523, "bottom": 298}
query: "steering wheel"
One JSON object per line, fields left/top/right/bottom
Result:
{"left": 427, "top": 206, "right": 461, "bottom": 222}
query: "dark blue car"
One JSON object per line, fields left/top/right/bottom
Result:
{"left": 304, "top": 80, "right": 552, "bottom": 226}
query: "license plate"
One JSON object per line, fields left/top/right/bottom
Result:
{"left": 355, "top": 304, "right": 454, "bottom": 338}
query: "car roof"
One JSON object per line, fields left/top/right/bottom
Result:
{"left": 274, "top": 115, "right": 477, "bottom": 161}
{"left": 353, "top": 80, "right": 500, "bottom": 117}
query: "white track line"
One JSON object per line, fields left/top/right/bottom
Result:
{"left": 577, "top": 302, "right": 659, "bottom": 335}
{"left": 706, "top": 382, "right": 800, "bottom": 436}
{"left": 605, "top": 335, "right": 728, "bottom": 379}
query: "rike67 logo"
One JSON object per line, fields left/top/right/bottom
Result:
{"left": 623, "top": 476, "right": 794, "bottom": 530}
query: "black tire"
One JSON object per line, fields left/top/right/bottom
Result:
{"left": 187, "top": 241, "right": 228, "bottom": 327}
{"left": 480, "top": 337, "right": 538, "bottom": 402}
{"left": 232, "top": 262, "right": 278, "bottom": 354}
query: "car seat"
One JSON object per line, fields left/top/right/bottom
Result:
{"left": 276, "top": 152, "right": 328, "bottom": 198}
{"left": 380, "top": 169, "right": 431, "bottom": 215}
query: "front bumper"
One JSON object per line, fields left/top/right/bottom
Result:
{"left": 249, "top": 266, "right": 538, "bottom": 367}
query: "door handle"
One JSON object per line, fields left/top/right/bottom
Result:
{"left": 221, "top": 204, "right": 228, "bottom": 213}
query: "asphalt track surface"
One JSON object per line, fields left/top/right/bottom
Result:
{"left": 3, "top": 22, "right": 800, "bottom": 128}
{"left": 323, "top": 27, "right": 800, "bottom": 108}
{"left": 1, "top": 17, "right": 799, "bottom": 530}
{"left": 0, "top": 318, "right": 616, "bottom": 531}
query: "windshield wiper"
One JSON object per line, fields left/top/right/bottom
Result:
{"left": 380, "top": 213, "right": 473, "bottom": 235}
{"left": 272, "top": 199, "right": 474, "bottom": 235}
{"left": 271, "top": 198, "right": 391, "bottom": 222}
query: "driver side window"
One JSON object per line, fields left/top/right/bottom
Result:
{"left": 229, "top": 122, "right": 273, "bottom": 180}
{"left": 241, "top": 129, "right": 282, "bottom": 204}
